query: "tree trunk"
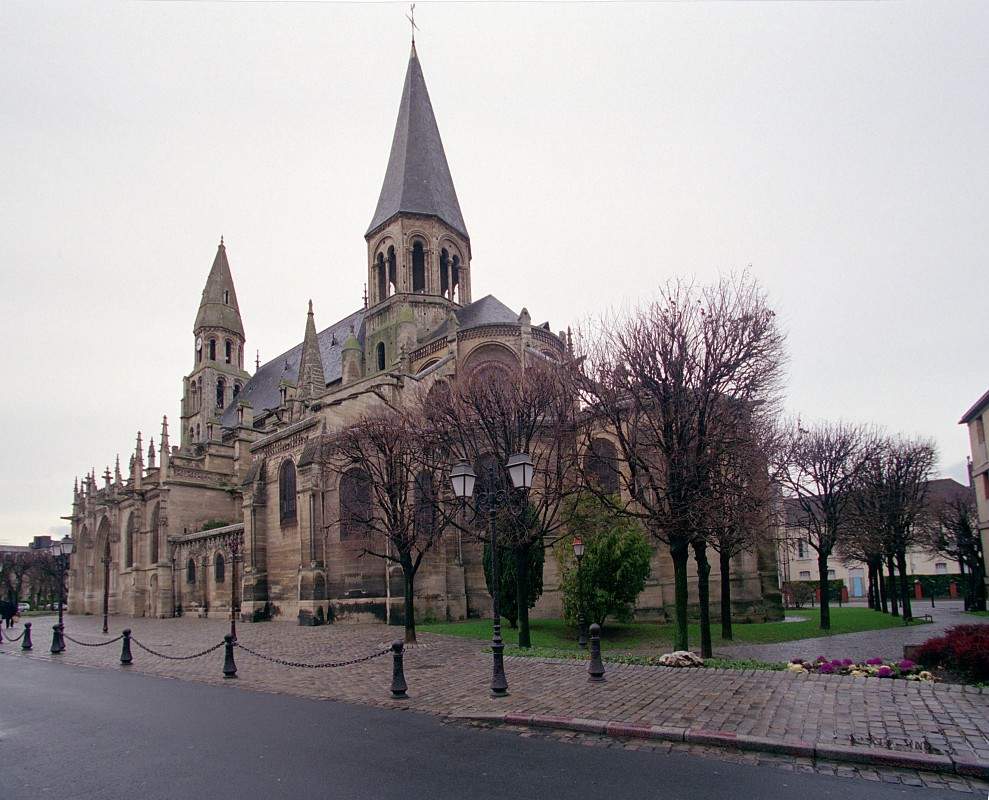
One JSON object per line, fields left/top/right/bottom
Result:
{"left": 719, "top": 550, "right": 733, "bottom": 640}
{"left": 515, "top": 544, "right": 532, "bottom": 649}
{"left": 876, "top": 559, "right": 888, "bottom": 613}
{"left": 402, "top": 560, "right": 417, "bottom": 645}
{"left": 692, "top": 540, "right": 712, "bottom": 658}
{"left": 866, "top": 561, "right": 877, "bottom": 610}
{"left": 670, "top": 541, "right": 690, "bottom": 652}
{"left": 886, "top": 554, "right": 899, "bottom": 617}
{"left": 818, "top": 554, "right": 831, "bottom": 630}
{"left": 896, "top": 548, "right": 912, "bottom": 622}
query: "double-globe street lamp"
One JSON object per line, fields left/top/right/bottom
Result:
{"left": 49, "top": 536, "right": 75, "bottom": 653}
{"left": 450, "top": 453, "right": 534, "bottom": 698}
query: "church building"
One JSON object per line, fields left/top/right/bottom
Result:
{"left": 66, "top": 45, "right": 780, "bottom": 625}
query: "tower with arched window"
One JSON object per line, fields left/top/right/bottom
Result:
{"left": 180, "top": 238, "right": 251, "bottom": 448}
{"left": 362, "top": 44, "right": 472, "bottom": 378}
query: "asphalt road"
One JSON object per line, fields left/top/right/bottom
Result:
{"left": 1, "top": 654, "right": 958, "bottom": 800}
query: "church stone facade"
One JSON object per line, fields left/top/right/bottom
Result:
{"left": 66, "top": 46, "right": 781, "bottom": 626}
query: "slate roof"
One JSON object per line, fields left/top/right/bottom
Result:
{"left": 427, "top": 294, "right": 518, "bottom": 341}
{"left": 195, "top": 240, "right": 245, "bottom": 338}
{"left": 219, "top": 307, "right": 365, "bottom": 428}
{"left": 366, "top": 44, "right": 468, "bottom": 240}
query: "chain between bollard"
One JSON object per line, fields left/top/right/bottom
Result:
{"left": 4, "top": 629, "right": 25, "bottom": 643}
{"left": 129, "top": 637, "right": 226, "bottom": 661}
{"left": 233, "top": 641, "right": 390, "bottom": 669}
{"left": 62, "top": 632, "right": 124, "bottom": 647}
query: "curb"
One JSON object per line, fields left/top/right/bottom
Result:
{"left": 451, "top": 712, "right": 988, "bottom": 778}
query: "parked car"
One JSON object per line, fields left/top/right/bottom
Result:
{"left": 17, "top": 602, "right": 30, "bottom": 613}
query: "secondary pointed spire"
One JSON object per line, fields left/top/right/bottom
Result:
{"left": 297, "top": 300, "right": 326, "bottom": 401}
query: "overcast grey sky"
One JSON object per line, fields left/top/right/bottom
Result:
{"left": 1, "top": 1, "right": 986, "bottom": 545}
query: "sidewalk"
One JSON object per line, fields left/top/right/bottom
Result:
{"left": 5, "top": 615, "right": 988, "bottom": 778}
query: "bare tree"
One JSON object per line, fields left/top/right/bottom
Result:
{"left": 927, "top": 488, "right": 986, "bottom": 611}
{"left": 837, "top": 517, "right": 888, "bottom": 612}
{"left": 853, "top": 436, "right": 937, "bottom": 622}
{"left": 431, "top": 359, "right": 582, "bottom": 649}
{"left": 775, "top": 420, "right": 877, "bottom": 630}
{"left": 331, "top": 406, "right": 452, "bottom": 644}
{"left": 576, "top": 274, "right": 786, "bottom": 653}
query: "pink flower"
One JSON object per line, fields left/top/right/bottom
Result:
{"left": 866, "top": 657, "right": 884, "bottom": 666}
{"left": 877, "top": 666, "right": 894, "bottom": 678}
{"left": 841, "top": 659, "right": 854, "bottom": 667}
{"left": 818, "top": 663, "right": 835, "bottom": 674}
{"left": 898, "top": 659, "right": 915, "bottom": 671}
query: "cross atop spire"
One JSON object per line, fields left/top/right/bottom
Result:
{"left": 406, "top": 3, "right": 419, "bottom": 47}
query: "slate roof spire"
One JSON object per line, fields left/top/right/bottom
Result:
{"left": 366, "top": 45, "right": 468, "bottom": 240}
{"left": 195, "top": 238, "right": 245, "bottom": 338}
{"left": 297, "top": 299, "right": 327, "bottom": 400}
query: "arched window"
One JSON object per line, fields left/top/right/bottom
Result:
{"left": 214, "top": 553, "right": 225, "bottom": 583}
{"left": 414, "top": 470, "right": 435, "bottom": 536}
{"left": 149, "top": 505, "right": 160, "bottom": 564}
{"left": 125, "top": 513, "right": 137, "bottom": 568}
{"left": 208, "top": 339, "right": 216, "bottom": 361}
{"left": 279, "top": 460, "right": 297, "bottom": 522}
{"left": 223, "top": 289, "right": 230, "bottom": 304}
{"left": 440, "top": 249, "right": 450, "bottom": 298}
{"left": 412, "top": 240, "right": 426, "bottom": 293}
{"left": 376, "top": 252, "right": 387, "bottom": 301}
{"left": 387, "top": 246, "right": 397, "bottom": 295}
{"left": 585, "top": 438, "right": 620, "bottom": 496}
{"left": 340, "top": 468, "right": 371, "bottom": 540}
{"left": 238, "top": 345, "right": 243, "bottom": 368}
{"left": 187, "top": 558, "right": 196, "bottom": 584}
{"left": 216, "top": 377, "right": 225, "bottom": 409}
{"left": 451, "top": 255, "right": 461, "bottom": 303}
{"left": 376, "top": 342, "right": 386, "bottom": 372}
{"left": 225, "top": 340, "right": 232, "bottom": 364}
{"left": 233, "top": 382, "right": 241, "bottom": 400}
{"left": 196, "top": 423, "right": 201, "bottom": 441}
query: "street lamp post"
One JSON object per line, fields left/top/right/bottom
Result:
{"left": 572, "top": 536, "right": 587, "bottom": 648}
{"left": 49, "top": 537, "right": 75, "bottom": 653}
{"left": 451, "top": 453, "right": 534, "bottom": 698}
{"left": 229, "top": 536, "right": 240, "bottom": 641}
{"left": 101, "top": 544, "right": 111, "bottom": 634}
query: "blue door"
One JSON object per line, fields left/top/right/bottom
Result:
{"left": 852, "top": 576, "right": 864, "bottom": 597}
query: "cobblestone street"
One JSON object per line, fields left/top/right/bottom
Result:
{"left": 5, "top": 612, "right": 988, "bottom": 785}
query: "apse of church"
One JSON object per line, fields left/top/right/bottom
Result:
{"left": 65, "top": 45, "right": 778, "bottom": 625}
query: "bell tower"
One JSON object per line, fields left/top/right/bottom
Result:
{"left": 180, "top": 238, "right": 250, "bottom": 448}
{"left": 363, "top": 44, "right": 471, "bottom": 374}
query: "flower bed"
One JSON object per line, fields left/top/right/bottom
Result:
{"left": 786, "top": 655, "right": 935, "bottom": 681}
{"left": 915, "top": 624, "right": 989, "bottom": 683}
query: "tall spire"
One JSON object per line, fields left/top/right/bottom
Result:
{"left": 366, "top": 46, "right": 468, "bottom": 240}
{"left": 297, "top": 300, "right": 326, "bottom": 401}
{"left": 194, "top": 238, "right": 245, "bottom": 338}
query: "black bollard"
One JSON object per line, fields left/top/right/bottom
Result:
{"left": 587, "top": 623, "right": 605, "bottom": 682}
{"left": 0, "top": 622, "right": 4, "bottom": 644}
{"left": 21, "top": 622, "right": 32, "bottom": 651}
{"left": 120, "top": 629, "right": 133, "bottom": 665}
{"left": 390, "top": 640, "right": 408, "bottom": 700}
{"left": 222, "top": 634, "right": 237, "bottom": 679}
{"left": 50, "top": 623, "right": 65, "bottom": 655}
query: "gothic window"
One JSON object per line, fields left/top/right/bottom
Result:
{"left": 233, "top": 382, "right": 241, "bottom": 400}
{"left": 214, "top": 553, "right": 225, "bottom": 583}
{"left": 376, "top": 342, "right": 386, "bottom": 372}
{"left": 451, "top": 256, "right": 461, "bottom": 303}
{"left": 412, "top": 240, "right": 426, "bottom": 293}
{"left": 225, "top": 340, "right": 232, "bottom": 364}
{"left": 585, "top": 438, "right": 620, "bottom": 496}
{"left": 125, "top": 513, "right": 137, "bottom": 568}
{"left": 223, "top": 289, "right": 229, "bottom": 304}
{"left": 387, "top": 246, "right": 397, "bottom": 295}
{"left": 414, "top": 470, "right": 435, "bottom": 537}
{"left": 279, "top": 460, "right": 297, "bottom": 522}
{"left": 150, "top": 504, "right": 160, "bottom": 564}
{"left": 196, "top": 424, "right": 201, "bottom": 441}
{"left": 376, "top": 252, "right": 387, "bottom": 301}
{"left": 208, "top": 339, "right": 216, "bottom": 361}
{"left": 216, "top": 377, "right": 226, "bottom": 409}
{"left": 339, "top": 467, "right": 371, "bottom": 540}
{"left": 238, "top": 345, "right": 243, "bottom": 368}
{"left": 440, "top": 249, "right": 449, "bottom": 298}
{"left": 187, "top": 558, "right": 196, "bottom": 584}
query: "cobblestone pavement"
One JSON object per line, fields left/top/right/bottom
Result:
{"left": 5, "top": 614, "right": 989, "bottom": 789}
{"left": 718, "top": 600, "right": 989, "bottom": 663}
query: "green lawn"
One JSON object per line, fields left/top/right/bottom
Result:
{"left": 966, "top": 610, "right": 989, "bottom": 617}
{"left": 418, "top": 608, "right": 928, "bottom": 655}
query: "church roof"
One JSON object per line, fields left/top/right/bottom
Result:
{"left": 219, "top": 307, "right": 365, "bottom": 428}
{"left": 195, "top": 240, "right": 245, "bottom": 338}
{"left": 427, "top": 294, "right": 519, "bottom": 341}
{"left": 366, "top": 45, "right": 468, "bottom": 240}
